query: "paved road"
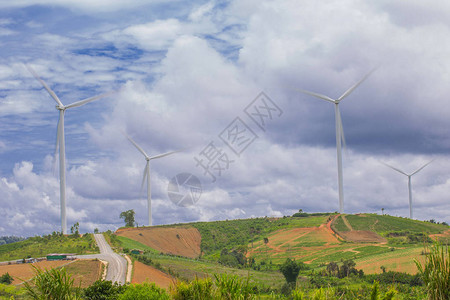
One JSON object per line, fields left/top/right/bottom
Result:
{"left": 77, "top": 234, "right": 127, "bottom": 284}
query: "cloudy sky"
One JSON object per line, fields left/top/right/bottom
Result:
{"left": 1, "top": 0, "right": 449, "bottom": 236}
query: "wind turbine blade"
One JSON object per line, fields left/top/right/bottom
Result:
{"left": 25, "top": 64, "right": 63, "bottom": 107}
{"left": 411, "top": 159, "right": 434, "bottom": 176}
{"left": 150, "top": 149, "right": 183, "bottom": 160}
{"left": 295, "top": 88, "right": 336, "bottom": 104}
{"left": 381, "top": 161, "right": 408, "bottom": 176}
{"left": 140, "top": 163, "right": 148, "bottom": 196}
{"left": 65, "top": 91, "right": 115, "bottom": 109}
{"left": 125, "top": 134, "right": 149, "bottom": 158}
{"left": 338, "top": 68, "right": 377, "bottom": 101}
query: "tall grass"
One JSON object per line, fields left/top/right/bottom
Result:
{"left": 24, "top": 266, "right": 81, "bottom": 300}
{"left": 415, "top": 242, "right": 449, "bottom": 300}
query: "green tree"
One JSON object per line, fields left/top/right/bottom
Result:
{"left": 280, "top": 258, "right": 301, "bottom": 285}
{"left": 94, "top": 228, "right": 99, "bottom": 234}
{"left": 120, "top": 210, "right": 135, "bottom": 227}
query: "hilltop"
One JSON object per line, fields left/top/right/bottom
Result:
{"left": 114, "top": 213, "right": 449, "bottom": 280}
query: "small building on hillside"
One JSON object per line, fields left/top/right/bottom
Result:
{"left": 46, "top": 253, "right": 76, "bottom": 261}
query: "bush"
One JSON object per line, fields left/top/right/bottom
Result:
{"left": 0, "top": 273, "right": 13, "bottom": 285}
{"left": 84, "top": 280, "right": 126, "bottom": 300}
{"left": 170, "top": 277, "right": 214, "bottom": 300}
{"left": 119, "top": 282, "right": 169, "bottom": 300}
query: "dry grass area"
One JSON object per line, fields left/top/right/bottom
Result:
{"left": 116, "top": 226, "right": 201, "bottom": 258}
{"left": 0, "top": 260, "right": 69, "bottom": 285}
{"left": 131, "top": 260, "right": 174, "bottom": 289}
{"left": 0, "top": 259, "right": 102, "bottom": 287}
{"left": 65, "top": 259, "right": 103, "bottom": 288}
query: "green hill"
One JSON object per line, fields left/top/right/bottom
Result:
{"left": 0, "top": 233, "right": 99, "bottom": 261}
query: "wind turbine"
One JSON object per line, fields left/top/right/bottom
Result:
{"left": 297, "top": 69, "right": 376, "bottom": 213}
{"left": 382, "top": 160, "right": 433, "bottom": 219}
{"left": 26, "top": 65, "right": 113, "bottom": 234}
{"left": 126, "top": 134, "right": 180, "bottom": 226}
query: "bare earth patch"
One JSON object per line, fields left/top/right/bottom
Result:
{"left": 0, "top": 259, "right": 101, "bottom": 286}
{"left": 338, "top": 230, "right": 387, "bottom": 243}
{"left": 131, "top": 260, "right": 174, "bottom": 289}
{"left": 116, "top": 226, "right": 201, "bottom": 258}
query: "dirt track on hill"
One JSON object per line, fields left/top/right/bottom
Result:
{"left": 116, "top": 226, "right": 201, "bottom": 258}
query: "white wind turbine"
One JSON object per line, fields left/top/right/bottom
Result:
{"left": 297, "top": 69, "right": 376, "bottom": 214}
{"left": 126, "top": 134, "right": 180, "bottom": 226}
{"left": 382, "top": 160, "right": 433, "bottom": 219}
{"left": 26, "top": 65, "right": 113, "bottom": 234}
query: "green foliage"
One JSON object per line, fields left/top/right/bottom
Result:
{"left": 116, "top": 236, "right": 159, "bottom": 254}
{"left": 170, "top": 274, "right": 256, "bottom": 300}
{"left": 0, "top": 282, "right": 26, "bottom": 299}
{"left": 218, "top": 249, "right": 246, "bottom": 268}
{"left": 0, "top": 273, "right": 13, "bottom": 285}
{"left": 364, "top": 271, "right": 422, "bottom": 286}
{"left": 119, "top": 282, "right": 169, "bottom": 300}
{"left": 24, "top": 266, "right": 81, "bottom": 300}
{"left": 170, "top": 277, "right": 214, "bottom": 300}
{"left": 83, "top": 280, "right": 126, "bottom": 300}
{"left": 345, "top": 214, "right": 447, "bottom": 235}
{"left": 0, "top": 232, "right": 98, "bottom": 261}
{"left": 120, "top": 210, "right": 136, "bottom": 227}
{"left": 415, "top": 242, "right": 449, "bottom": 300}
{"left": 279, "top": 258, "right": 302, "bottom": 284}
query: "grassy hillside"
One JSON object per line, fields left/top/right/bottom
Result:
{"left": 190, "top": 214, "right": 331, "bottom": 259}
{"left": 0, "top": 233, "right": 99, "bottom": 261}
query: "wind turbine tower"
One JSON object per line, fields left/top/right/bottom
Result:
{"left": 298, "top": 69, "right": 376, "bottom": 213}
{"left": 126, "top": 134, "right": 180, "bottom": 226}
{"left": 382, "top": 160, "right": 433, "bottom": 219}
{"left": 26, "top": 65, "right": 113, "bottom": 234}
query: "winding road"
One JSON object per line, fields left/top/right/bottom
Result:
{"left": 77, "top": 234, "right": 127, "bottom": 284}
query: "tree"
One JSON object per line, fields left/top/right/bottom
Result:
{"left": 94, "top": 228, "right": 99, "bottom": 234}
{"left": 120, "top": 210, "right": 135, "bottom": 227}
{"left": 381, "top": 208, "right": 384, "bottom": 215}
{"left": 279, "top": 258, "right": 301, "bottom": 285}
{"left": 70, "top": 222, "right": 80, "bottom": 237}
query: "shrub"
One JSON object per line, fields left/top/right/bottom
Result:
{"left": 0, "top": 273, "right": 13, "bottom": 285}
{"left": 119, "top": 282, "right": 169, "bottom": 300}
{"left": 84, "top": 280, "right": 126, "bottom": 300}
{"left": 170, "top": 277, "right": 214, "bottom": 300}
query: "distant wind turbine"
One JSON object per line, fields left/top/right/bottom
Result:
{"left": 26, "top": 64, "right": 113, "bottom": 234}
{"left": 296, "top": 69, "right": 376, "bottom": 214}
{"left": 382, "top": 160, "right": 433, "bottom": 219}
{"left": 126, "top": 134, "right": 180, "bottom": 226}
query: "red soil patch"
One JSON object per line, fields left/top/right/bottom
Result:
{"left": 430, "top": 229, "right": 450, "bottom": 241}
{"left": 0, "top": 259, "right": 101, "bottom": 286}
{"left": 116, "top": 226, "right": 201, "bottom": 258}
{"left": 338, "top": 230, "right": 387, "bottom": 243}
{"left": 131, "top": 260, "right": 174, "bottom": 289}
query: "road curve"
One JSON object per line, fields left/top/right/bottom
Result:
{"left": 77, "top": 234, "right": 127, "bottom": 284}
